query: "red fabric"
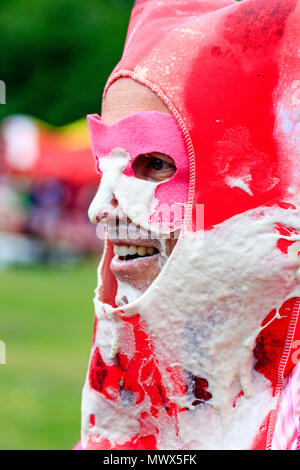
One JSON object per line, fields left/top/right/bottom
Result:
{"left": 109, "top": 0, "right": 299, "bottom": 229}
{"left": 254, "top": 298, "right": 297, "bottom": 388}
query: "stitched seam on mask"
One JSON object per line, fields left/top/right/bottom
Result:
{"left": 104, "top": 70, "right": 196, "bottom": 233}
{"left": 265, "top": 297, "right": 300, "bottom": 450}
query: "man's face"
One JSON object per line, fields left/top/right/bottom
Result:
{"left": 89, "top": 79, "right": 181, "bottom": 305}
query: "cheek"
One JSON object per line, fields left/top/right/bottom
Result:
{"left": 97, "top": 149, "right": 190, "bottom": 233}
{"left": 109, "top": 169, "right": 189, "bottom": 234}
{"left": 123, "top": 152, "right": 189, "bottom": 233}
{"left": 113, "top": 174, "right": 159, "bottom": 229}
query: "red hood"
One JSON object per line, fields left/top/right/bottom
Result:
{"left": 107, "top": 0, "right": 300, "bottom": 228}
{"left": 82, "top": 0, "right": 300, "bottom": 450}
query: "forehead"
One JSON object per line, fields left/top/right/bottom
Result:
{"left": 101, "top": 78, "right": 171, "bottom": 125}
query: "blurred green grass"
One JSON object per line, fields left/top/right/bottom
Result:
{"left": 0, "top": 259, "right": 98, "bottom": 449}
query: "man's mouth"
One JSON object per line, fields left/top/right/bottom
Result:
{"left": 109, "top": 238, "right": 162, "bottom": 288}
{"left": 113, "top": 244, "right": 159, "bottom": 261}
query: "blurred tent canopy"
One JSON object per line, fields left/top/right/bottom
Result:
{"left": 1, "top": 115, "right": 98, "bottom": 183}
{"left": 0, "top": 0, "right": 134, "bottom": 126}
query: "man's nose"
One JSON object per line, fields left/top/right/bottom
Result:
{"left": 88, "top": 178, "right": 119, "bottom": 224}
{"left": 95, "top": 197, "right": 118, "bottom": 224}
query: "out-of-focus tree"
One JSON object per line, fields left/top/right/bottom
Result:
{"left": 0, "top": 0, "right": 133, "bottom": 126}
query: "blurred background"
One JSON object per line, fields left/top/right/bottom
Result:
{"left": 0, "top": 0, "right": 133, "bottom": 449}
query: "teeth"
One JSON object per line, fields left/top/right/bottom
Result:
{"left": 137, "top": 246, "right": 147, "bottom": 256}
{"left": 113, "top": 245, "right": 156, "bottom": 257}
{"left": 128, "top": 245, "right": 137, "bottom": 255}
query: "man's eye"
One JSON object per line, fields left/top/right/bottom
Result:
{"left": 133, "top": 153, "right": 177, "bottom": 182}
{"left": 147, "top": 158, "right": 167, "bottom": 171}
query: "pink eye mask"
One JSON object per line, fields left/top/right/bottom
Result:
{"left": 87, "top": 111, "right": 189, "bottom": 231}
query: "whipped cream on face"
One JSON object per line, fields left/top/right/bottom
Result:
{"left": 115, "top": 281, "right": 142, "bottom": 307}
{"left": 121, "top": 204, "right": 300, "bottom": 402}
{"left": 88, "top": 149, "right": 129, "bottom": 223}
{"left": 82, "top": 202, "right": 300, "bottom": 449}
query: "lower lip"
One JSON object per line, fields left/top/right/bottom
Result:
{"left": 110, "top": 253, "right": 160, "bottom": 277}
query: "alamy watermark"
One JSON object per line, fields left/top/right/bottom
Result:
{"left": 0, "top": 80, "right": 6, "bottom": 104}
{"left": 291, "top": 340, "right": 300, "bottom": 366}
{"left": 0, "top": 340, "right": 6, "bottom": 365}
